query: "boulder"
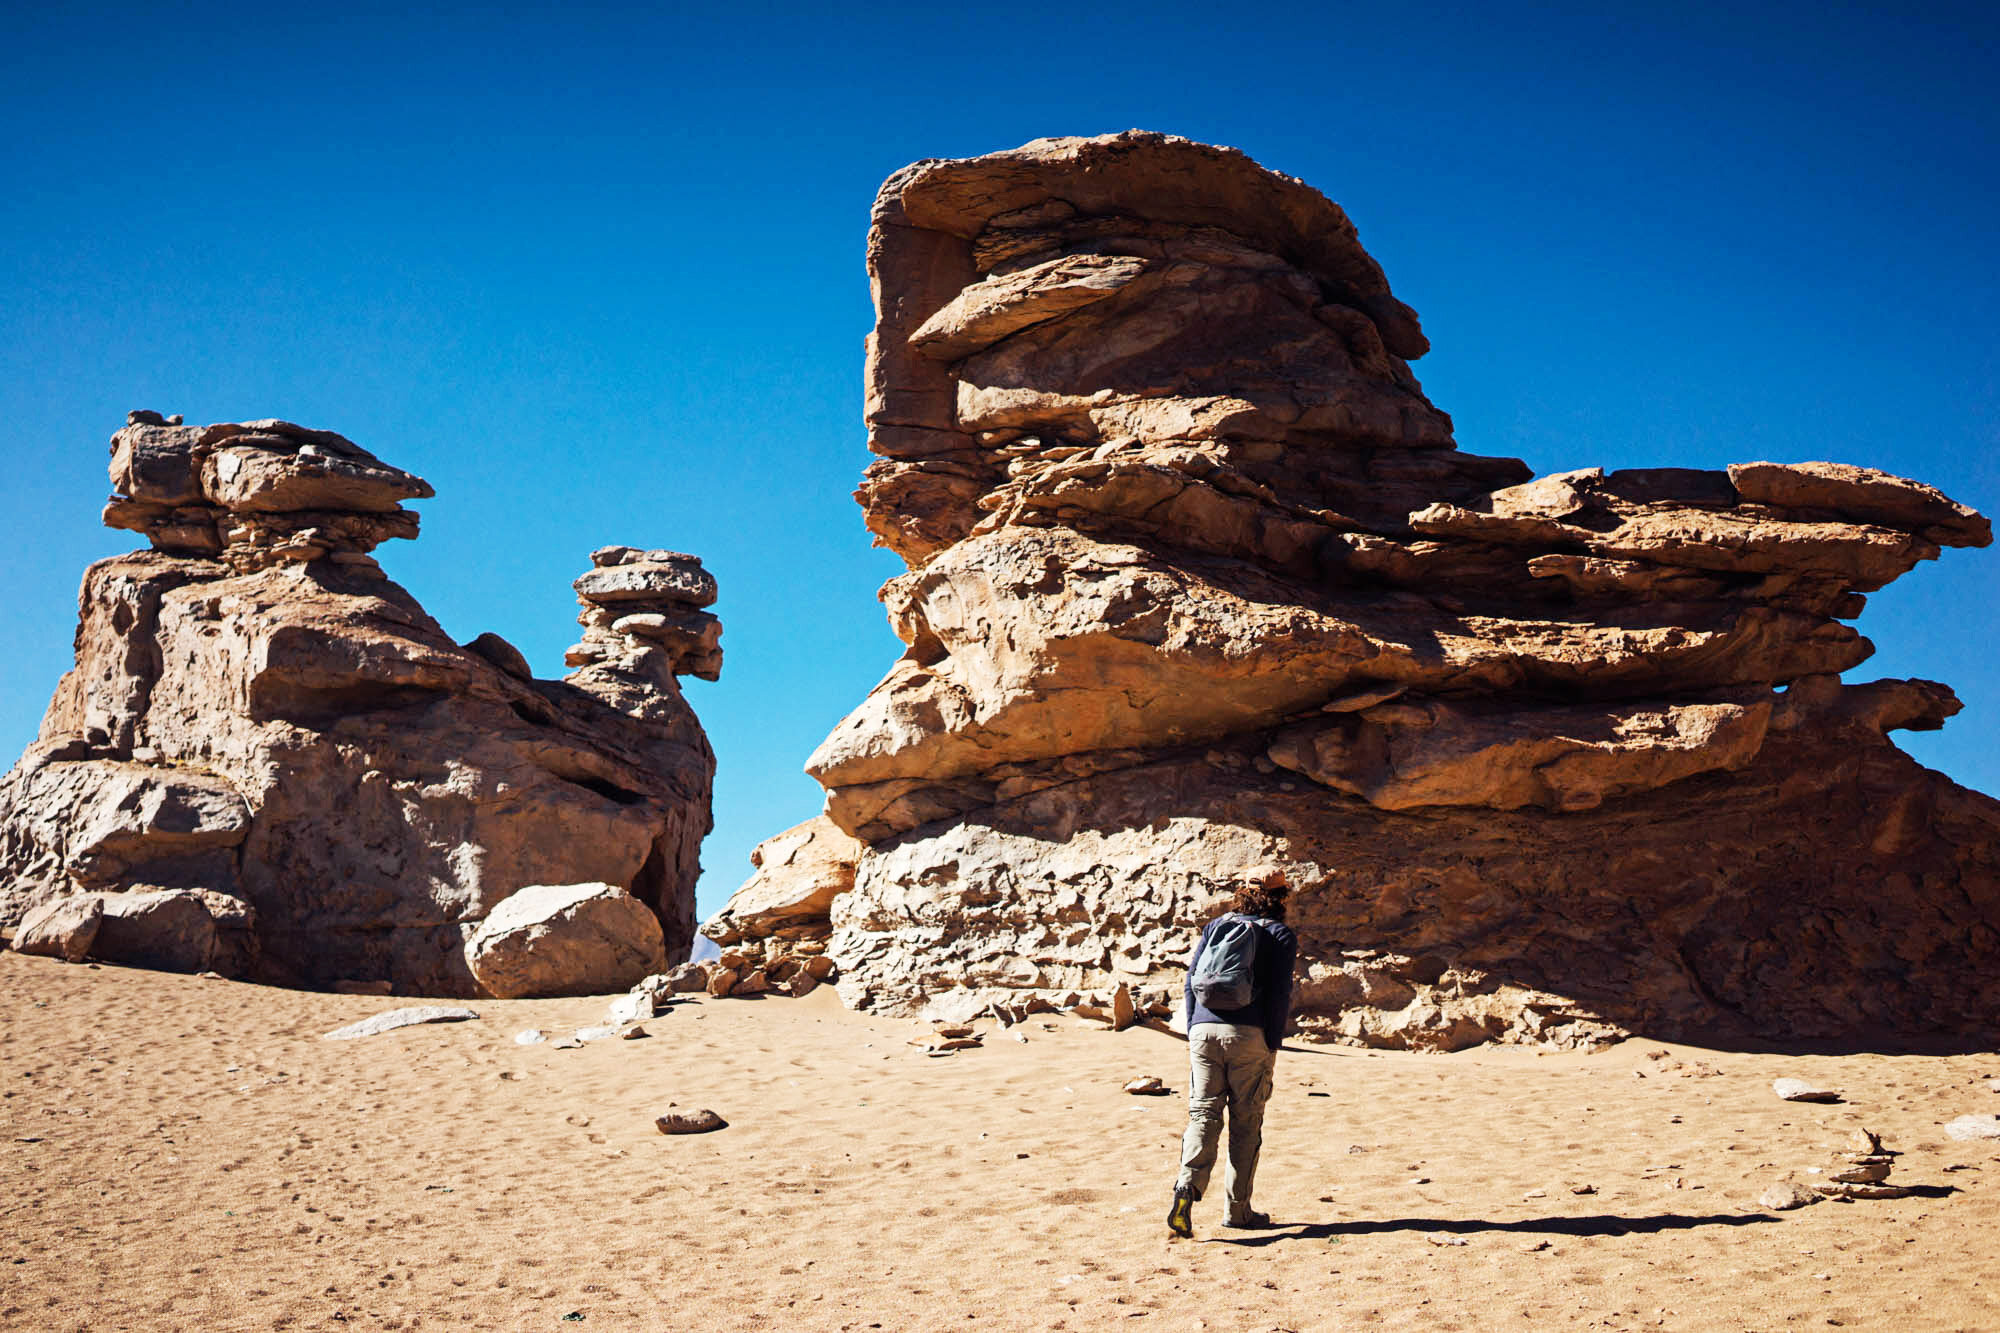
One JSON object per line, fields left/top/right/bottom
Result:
{"left": 0, "top": 413, "right": 722, "bottom": 993}
{"left": 778, "top": 132, "right": 2000, "bottom": 1048}
{"left": 463, "top": 883, "right": 668, "bottom": 999}
{"left": 91, "top": 888, "right": 257, "bottom": 976}
{"left": 12, "top": 894, "right": 103, "bottom": 963}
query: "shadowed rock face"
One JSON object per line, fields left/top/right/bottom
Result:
{"left": 0, "top": 412, "right": 720, "bottom": 995}
{"left": 763, "top": 131, "right": 1999, "bottom": 1047}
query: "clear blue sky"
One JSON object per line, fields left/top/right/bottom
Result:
{"left": 3, "top": 3, "right": 1995, "bottom": 918}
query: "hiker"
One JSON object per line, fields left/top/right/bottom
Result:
{"left": 1167, "top": 872, "right": 1296, "bottom": 1237}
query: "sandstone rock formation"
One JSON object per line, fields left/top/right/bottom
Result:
{"left": 1, "top": 412, "right": 722, "bottom": 996}
{"left": 763, "top": 131, "right": 2000, "bottom": 1048}
{"left": 696, "top": 818, "right": 858, "bottom": 999}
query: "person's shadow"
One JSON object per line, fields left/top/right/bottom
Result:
{"left": 1207, "top": 1193, "right": 1955, "bottom": 1247}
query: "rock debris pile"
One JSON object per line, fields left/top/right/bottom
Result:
{"left": 2, "top": 412, "right": 722, "bottom": 995}
{"left": 724, "top": 131, "right": 2000, "bottom": 1048}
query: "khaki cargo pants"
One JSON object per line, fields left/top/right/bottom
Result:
{"left": 1174, "top": 1021, "right": 1276, "bottom": 1217}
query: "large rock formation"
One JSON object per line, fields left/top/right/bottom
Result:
{"left": 0, "top": 412, "right": 721, "bottom": 995}
{"left": 744, "top": 132, "right": 2000, "bottom": 1047}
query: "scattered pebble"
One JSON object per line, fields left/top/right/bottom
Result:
{"left": 1124, "top": 1077, "right": 1170, "bottom": 1096}
{"left": 513, "top": 1029, "right": 545, "bottom": 1046}
{"left": 1773, "top": 1078, "right": 1843, "bottom": 1103}
{"left": 1569, "top": 1184, "right": 1597, "bottom": 1196}
{"left": 621, "top": 1026, "right": 650, "bottom": 1040}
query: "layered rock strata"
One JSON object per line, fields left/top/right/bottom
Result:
{"left": 772, "top": 131, "right": 1999, "bottom": 1047}
{"left": 0, "top": 412, "right": 721, "bottom": 995}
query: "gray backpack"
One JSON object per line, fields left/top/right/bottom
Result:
{"left": 1192, "top": 915, "right": 1260, "bottom": 1011}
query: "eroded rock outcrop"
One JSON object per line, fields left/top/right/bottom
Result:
{"left": 1, "top": 412, "right": 721, "bottom": 995}
{"left": 767, "top": 131, "right": 1999, "bottom": 1047}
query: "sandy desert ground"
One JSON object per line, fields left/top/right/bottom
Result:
{"left": 1, "top": 950, "right": 1996, "bottom": 1332}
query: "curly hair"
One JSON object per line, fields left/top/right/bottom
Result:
{"left": 1219, "top": 878, "right": 1289, "bottom": 922}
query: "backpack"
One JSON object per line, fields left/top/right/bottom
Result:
{"left": 1192, "top": 914, "right": 1260, "bottom": 1011}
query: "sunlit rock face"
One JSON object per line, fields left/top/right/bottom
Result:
{"left": 0, "top": 412, "right": 720, "bottom": 995}
{"left": 792, "top": 131, "right": 1998, "bottom": 1048}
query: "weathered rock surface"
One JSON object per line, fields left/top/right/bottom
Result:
{"left": 93, "top": 887, "right": 258, "bottom": 976}
{"left": 704, "top": 817, "right": 861, "bottom": 943}
{"left": 1, "top": 412, "right": 723, "bottom": 995}
{"left": 784, "top": 131, "right": 2000, "bottom": 1048}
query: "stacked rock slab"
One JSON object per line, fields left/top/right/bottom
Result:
{"left": 0, "top": 412, "right": 720, "bottom": 995}
{"left": 566, "top": 546, "right": 723, "bottom": 681}
{"left": 785, "top": 131, "right": 2000, "bottom": 1047}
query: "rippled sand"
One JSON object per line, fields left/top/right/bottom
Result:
{"left": 2, "top": 951, "right": 1995, "bottom": 1331}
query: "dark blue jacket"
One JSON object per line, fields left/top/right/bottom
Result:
{"left": 1183, "top": 914, "right": 1297, "bottom": 1051}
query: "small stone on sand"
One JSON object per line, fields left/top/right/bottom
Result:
{"left": 322, "top": 1006, "right": 479, "bottom": 1040}
{"left": 655, "top": 1108, "right": 726, "bottom": 1134}
{"left": 1943, "top": 1114, "right": 2000, "bottom": 1142}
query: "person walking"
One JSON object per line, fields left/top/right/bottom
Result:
{"left": 1167, "top": 873, "right": 1296, "bottom": 1237}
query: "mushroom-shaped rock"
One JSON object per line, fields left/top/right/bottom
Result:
{"left": 0, "top": 413, "right": 723, "bottom": 995}
{"left": 772, "top": 132, "right": 2000, "bottom": 1051}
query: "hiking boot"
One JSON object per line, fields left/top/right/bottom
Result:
{"left": 1225, "top": 1207, "right": 1272, "bottom": 1229}
{"left": 1166, "top": 1187, "right": 1195, "bottom": 1238}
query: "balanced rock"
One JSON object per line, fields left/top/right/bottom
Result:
{"left": 463, "top": 883, "right": 667, "bottom": 999}
{"left": 566, "top": 546, "right": 722, "bottom": 680}
{"left": 780, "top": 132, "right": 2000, "bottom": 1048}
{"left": 0, "top": 414, "right": 722, "bottom": 995}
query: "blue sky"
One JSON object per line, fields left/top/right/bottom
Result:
{"left": 3, "top": 2, "right": 1995, "bottom": 917}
